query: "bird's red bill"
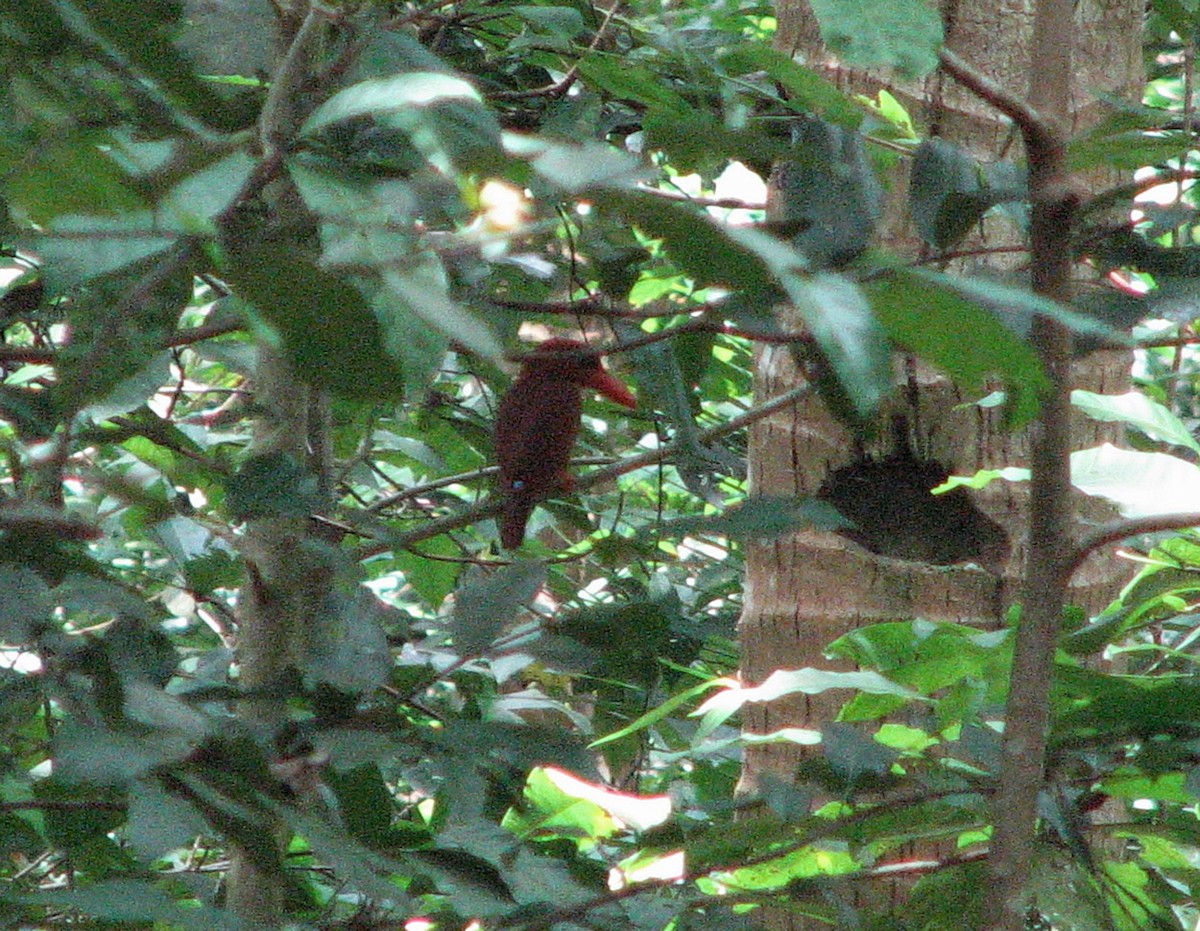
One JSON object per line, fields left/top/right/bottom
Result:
{"left": 584, "top": 370, "right": 637, "bottom": 409}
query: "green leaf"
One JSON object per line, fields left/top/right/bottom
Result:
{"left": 126, "top": 780, "right": 207, "bottom": 860}
{"left": 590, "top": 676, "right": 727, "bottom": 748}
{"left": 2, "top": 133, "right": 145, "bottom": 224}
{"left": 53, "top": 724, "right": 171, "bottom": 786}
{"left": 226, "top": 452, "right": 321, "bottom": 521}
{"left": 303, "top": 73, "right": 502, "bottom": 173}
{"left": 694, "top": 667, "right": 919, "bottom": 736}
{"left": 512, "top": 5, "right": 587, "bottom": 37}
{"left": 807, "top": 0, "right": 943, "bottom": 78}
{"left": 26, "top": 214, "right": 175, "bottom": 292}
{"left": 49, "top": 0, "right": 252, "bottom": 132}
{"left": 783, "top": 271, "right": 892, "bottom": 419}
{"left": 1071, "top": 390, "right": 1200, "bottom": 454}
{"left": 222, "top": 238, "right": 407, "bottom": 398}
{"left": 866, "top": 269, "right": 1050, "bottom": 426}
{"left": 935, "top": 466, "right": 1031, "bottom": 492}
{"left": 650, "top": 495, "right": 850, "bottom": 542}
{"left": 502, "top": 766, "right": 621, "bottom": 842}
{"left": 718, "top": 45, "right": 863, "bottom": 127}
{"left": 23, "top": 879, "right": 239, "bottom": 931}
{"left": 306, "top": 587, "right": 393, "bottom": 693}
{"left": 910, "top": 139, "right": 1026, "bottom": 249}
{"left": 575, "top": 56, "right": 691, "bottom": 110}
{"left": 304, "top": 72, "right": 482, "bottom": 134}
{"left": 379, "top": 254, "right": 501, "bottom": 360}
{"left": 769, "top": 118, "right": 882, "bottom": 267}
{"left": 516, "top": 136, "right": 648, "bottom": 191}
{"left": 0, "top": 563, "right": 51, "bottom": 642}
{"left": 592, "top": 189, "right": 775, "bottom": 293}
{"left": 1070, "top": 444, "right": 1200, "bottom": 518}
{"left": 325, "top": 764, "right": 395, "bottom": 845}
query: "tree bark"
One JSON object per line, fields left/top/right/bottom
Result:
{"left": 738, "top": 0, "right": 1144, "bottom": 925}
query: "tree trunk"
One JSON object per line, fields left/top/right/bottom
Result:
{"left": 738, "top": 0, "right": 1143, "bottom": 924}
{"left": 223, "top": 5, "right": 335, "bottom": 925}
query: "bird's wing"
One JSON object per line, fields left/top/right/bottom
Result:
{"left": 496, "top": 377, "right": 583, "bottom": 492}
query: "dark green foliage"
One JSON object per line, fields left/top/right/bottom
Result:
{"left": 0, "top": 0, "right": 1196, "bottom": 929}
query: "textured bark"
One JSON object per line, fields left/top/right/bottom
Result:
{"left": 738, "top": 0, "right": 1143, "bottom": 924}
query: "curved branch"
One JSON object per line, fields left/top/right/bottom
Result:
{"left": 1066, "top": 512, "right": 1200, "bottom": 581}
{"left": 937, "top": 49, "right": 1060, "bottom": 153}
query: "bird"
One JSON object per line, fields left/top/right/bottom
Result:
{"left": 495, "top": 338, "right": 637, "bottom": 549}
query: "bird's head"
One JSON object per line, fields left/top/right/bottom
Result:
{"left": 517, "top": 338, "right": 637, "bottom": 409}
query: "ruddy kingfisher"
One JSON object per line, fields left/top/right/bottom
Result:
{"left": 494, "top": 338, "right": 637, "bottom": 549}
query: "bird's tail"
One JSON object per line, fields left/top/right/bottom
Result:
{"left": 500, "top": 493, "right": 535, "bottom": 550}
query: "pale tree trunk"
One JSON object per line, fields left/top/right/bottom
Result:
{"left": 222, "top": 5, "right": 336, "bottom": 926}
{"left": 738, "top": 0, "right": 1143, "bottom": 924}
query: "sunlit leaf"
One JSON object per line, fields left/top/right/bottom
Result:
{"left": 1072, "top": 389, "right": 1200, "bottom": 454}
{"left": 1070, "top": 443, "right": 1200, "bottom": 518}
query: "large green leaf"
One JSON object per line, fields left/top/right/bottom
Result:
{"left": 222, "top": 239, "right": 407, "bottom": 398}
{"left": 781, "top": 270, "right": 892, "bottom": 419}
{"left": 1072, "top": 390, "right": 1200, "bottom": 454}
{"left": 2, "top": 133, "right": 145, "bottom": 224}
{"left": 303, "top": 72, "right": 503, "bottom": 173}
{"left": 575, "top": 56, "right": 692, "bottom": 110}
{"left": 22, "top": 879, "right": 239, "bottom": 931}
{"left": 866, "top": 269, "right": 1051, "bottom": 425}
{"left": 718, "top": 44, "right": 863, "bottom": 127}
{"left": 379, "top": 254, "right": 502, "bottom": 360}
{"left": 769, "top": 118, "right": 882, "bottom": 268}
{"left": 591, "top": 189, "right": 775, "bottom": 293}
{"left": 649, "top": 496, "right": 850, "bottom": 542}
{"left": 910, "top": 139, "right": 1027, "bottom": 249}
{"left": 26, "top": 214, "right": 175, "bottom": 292}
{"left": 447, "top": 560, "right": 548, "bottom": 656}
{"left": 0, "top": 563, "right": 51, "bottom": 642}
{"left": 1070, "top": 443, "right": 1200, "bottom": 517}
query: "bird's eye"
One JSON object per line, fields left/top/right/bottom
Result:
{"left": 511, "top": 480, "right": 526, "bottom": 490}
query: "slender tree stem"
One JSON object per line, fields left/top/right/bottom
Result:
{"left": 950, "top": 1, "right": 1076, "bottom": 927}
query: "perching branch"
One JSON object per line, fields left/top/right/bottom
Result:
{"left": 938, "top": 48, "right": 1061, "bottom": 154}
{"left": 358, "top": 383, "right": 812, "bottom": 556}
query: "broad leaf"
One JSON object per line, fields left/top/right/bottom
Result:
{"left": 1072, "top": 389, "right": 1200, "bottom": 454}
{"left": 222, "top": 238, "right": 407, "bottom": 398}
{"left": 910, "top": 139, "right": 1026, "bottom": 249}
{"left": 769, "top": 118, "right": 882, "bottom": 268}
{"left": 303, "top": 72, "right": 502, "bottom": 173}
{"left": 1070, "top": 443, "right": 1200, "bottom": 517}
{"left": 866, "top": 269, "right": 1051, "bottom": 426}
{"left": 0, "top": 563, "right": 51, "bottom": 642}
